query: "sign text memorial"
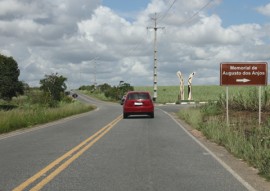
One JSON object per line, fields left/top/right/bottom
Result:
{"left": 220, "top": 62, "right": 268, "bottom": 86}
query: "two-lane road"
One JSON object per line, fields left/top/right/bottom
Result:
{"left": 0, "top": 94, "right": 256, "bottom": 190}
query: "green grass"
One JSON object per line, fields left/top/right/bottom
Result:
{"left": 177, "top": 89, "right": 270, "bottom": 180}
{"left": 0, "top": 101, "right": 95, "bottom": 134}
{"left": 135, "top": 85, "right": 268, "bottom": 104}
{"left": 135, "top": 85, "right": 221, "bottom": 103}
{"left": 79, "top": 85, "right": 268, "bottom": 104}
{"left": 79, "top": 90, "right": 113, "bottom": 102}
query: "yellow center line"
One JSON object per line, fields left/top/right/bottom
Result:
{"left": 13, "top": 115, "right": 122, "bottom": 191}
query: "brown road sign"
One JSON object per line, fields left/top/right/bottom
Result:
{"left": 220, "top": 62, "right": 268, "bottom": 86}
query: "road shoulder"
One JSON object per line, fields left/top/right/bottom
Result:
{"left": 170, "top": 112, "right": 270, "bottom": 191}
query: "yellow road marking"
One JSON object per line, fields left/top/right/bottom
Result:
{"left": 13, "top": 115, "right": 122, "bottom": 191}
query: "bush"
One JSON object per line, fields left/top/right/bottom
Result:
{"left": 200, "top": 101, "right": 223, "bottom": 117}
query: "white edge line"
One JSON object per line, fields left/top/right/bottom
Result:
{"left": 161, "top": 109, "right": 257, "bottom": 191}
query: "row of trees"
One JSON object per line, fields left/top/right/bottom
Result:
{"left": 79, "top": 82, "right": 134, "bottom": 100}
{"left": 0, "top": 53, "right": 134, "bottom": 105}
{"left": 0, "top": 54, "right": 68, "bottom": 106}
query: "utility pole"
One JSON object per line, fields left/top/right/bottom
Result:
{"left": 94, "top": 61, "right": 97, "bottom": 89}
{"left": 147, "top": 13, "right": 164, "bottom": 102}
{"left": 89, "top": 57, "right": 99, "bottom": 89}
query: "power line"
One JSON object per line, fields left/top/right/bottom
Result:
{"left": 122, "top": 0, "right": 177, "bottom": 58}
{"left": 158, "top": 0, "right": 177, "bottom": 21}
{"left": 114, "top": 0, "right": 216, "bottom": 92}
{"left": 159, "top": 0, "right": 216, "bottom": 24}
{"left": 182, "top": 0, "right": 216, "bottom": 25}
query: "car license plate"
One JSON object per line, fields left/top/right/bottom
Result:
{"left": 134, "top": 102, "right": 143, "bottom": 106}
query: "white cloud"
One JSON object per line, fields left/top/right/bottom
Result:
{"left": 256, "top": 3, "right": 270, "bottom": 17}
{"left": 0, "top": 0, "right": 270, "bottom": 89}
{"left": 174, "top": 15, "right": 243, "bottom": 45}
{"left": 0, "top": 0, "right": 30, "bottom": 16}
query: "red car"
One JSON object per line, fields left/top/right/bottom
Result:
{"left": 123, "top": 91, "right": 154, "bottom": 118}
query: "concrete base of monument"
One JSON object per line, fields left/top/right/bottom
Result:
{"left": 165, "top": 100, "right": 208, "bottom": 105}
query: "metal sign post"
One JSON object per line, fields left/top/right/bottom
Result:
{"left": 226, "top": 86, "right": 229, "bottom": 126}
{"left": 259, "top": 86, "right": 262, "bottom": 125}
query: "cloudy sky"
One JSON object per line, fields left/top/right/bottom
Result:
{"left": 1, "top": 0, "right": 270, "bottom": 89}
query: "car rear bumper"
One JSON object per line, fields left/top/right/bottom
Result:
{"left": 123, "top": 106, "right": 154, "bottom": 114}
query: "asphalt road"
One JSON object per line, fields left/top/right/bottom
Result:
{"left": 0, "top": 93, "right": 258, "bottom": 191}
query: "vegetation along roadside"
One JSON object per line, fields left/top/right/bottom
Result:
{"left": 177, "top": 86, "right": 270, "bottom": 181}
{"left": 0, "top": 54, "right": 95, "bottom": 134}
{"left": 0, "top": 87, "right": 95, "bottom": 134}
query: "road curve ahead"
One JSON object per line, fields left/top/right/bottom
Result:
{"left": 0, "top": 93, "right": 255, "bottom": 191}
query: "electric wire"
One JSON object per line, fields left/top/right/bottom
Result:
{"left": 181, "top": 0, "right": 216, "bottom": 25}
{"left": 123, "top": 0, "right": 178, "bottom": 58}
{"left": 123, "top": 0, "right": 216, "bottom": 58}
{"left": 158, "top": 0, "right": 177, "bottom": 21}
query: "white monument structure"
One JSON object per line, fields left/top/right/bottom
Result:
{"left": 177, "top": 71, "right": 196, "bottom": 101}
{"left": 176, "top": 71, "right": 184, "bottom": 100}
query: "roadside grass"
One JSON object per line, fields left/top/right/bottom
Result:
{"left": 134, "top": 85, "right": 264, "bottom": 104}
{"left": 0, "top": 101, "right": 95, "bottom": 134}
{"left": 177, "top": 88, "right": 270, "bottom": 180}
{"left": 79, "top": 90, "right": 114, "bottom": 102}
{"left": 81, "top": 85, "right": 266, "bottom": 104}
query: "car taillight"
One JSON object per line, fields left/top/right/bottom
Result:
{"left": 125, "top": 100, "right": 134, "bottom": 106}
{"left": 142, "top": 100, "right": 152, "bottom": 106}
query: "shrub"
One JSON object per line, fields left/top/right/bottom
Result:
{"left": 200, "top": 101, "right": 223, "bottom": 117}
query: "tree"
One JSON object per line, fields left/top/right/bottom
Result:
{"left": 79, "top": 85, "right": 95, "bottom": 91}
{"left": 104, "top": 86, "right": 118, "bottom": 100}
{"left": 118, "top": 82, "right": 134, "bottom": 97}
{"left": 0, "top": 54, "right": 24, "bottom": 101}
{"left": 40, "top": 73, "right": 67, "bottom": 101}
{"left": 104, "top": 82, "right": 134, "bottom": 101}
{"left": 98, "top": 83, "right": 111, "bottom": 92}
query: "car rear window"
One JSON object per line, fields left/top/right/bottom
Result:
{"left": 127, "top": 93, "right": 150, "bottom": 100}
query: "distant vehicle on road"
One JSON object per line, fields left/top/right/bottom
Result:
{"left": 123, "top": 91, "right": 154, "bottom": 118}
{"left": 72, "top": 93, "right": 78, "bottom": 98}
